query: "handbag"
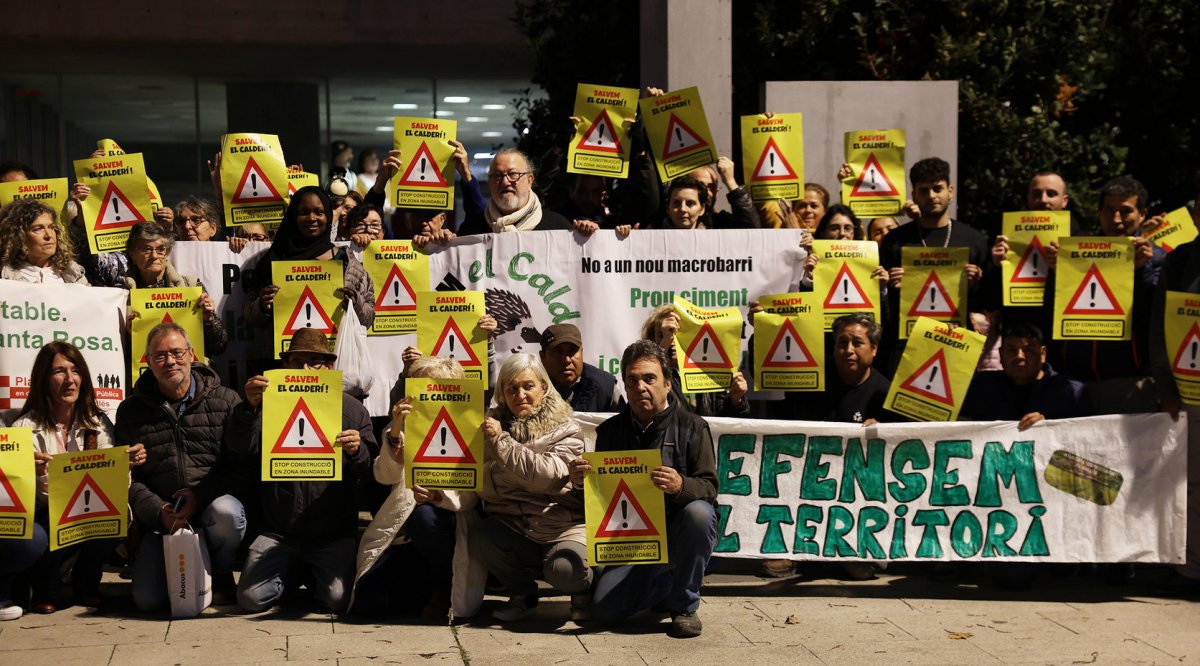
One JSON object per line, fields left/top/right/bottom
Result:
{"left": 335, "top": 303, "right": 375, "bottom": 398}
{"left": 162, "top": 524, "right": 213, "bottom": 618}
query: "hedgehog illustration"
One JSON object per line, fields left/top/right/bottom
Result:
{"left": 486, "top": 288, "right": 541, "bottom": 353}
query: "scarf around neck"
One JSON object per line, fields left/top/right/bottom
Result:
{"left": 486, "top": 192, "right": 543, "bottom": 233}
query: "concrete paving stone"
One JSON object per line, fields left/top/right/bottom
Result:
{"left": 337, "top": 657, "right": 461, "bottom": 666}
{"left": 111, "top": 636, "right": 288, "bottom": 664}
{"left": 968, "top": 634, "right": 1174, "bottom": 664}
{"left": 732, "top": 615, "right": 918, "bottom": 644}
{"left": 0, "top": 616, "right": 166, "bottom": 650}
{"left": 744, "top": 596, "right": 921, "bottom": 623}
{"left": 1039, "top": 605, "right": 1200, "bottom": 636}
{"left": 803, "top": 637, "right": 1004, "bottom": 665}
{"left": 468, "top": 651, "right": 637, "bottom": 666}
{"left": 637, "top": 646, "right": 826, "bottom": 666}
{"left": 165, "top": 612, "right": 333, "bottom": 642}
{"left": 693, "top": 599, "right": 775, "bottom": 624}
{"left": 901, "top": 598, "right": 1079, "bottom": 615}
{"left": 577, "top": 623, "right": 749, "bottom": 653}
{"left": 455, "top": 625, "right": 587, "bottom": 656}
{"left": 286, "top": 626, "right": 460, "bottom": 661}
{"left": 1116, "top": 630, "right": 1199, "bottom": 662}
{"left": 0, "top": 644, "right": 115, "bottom": 664}
{"left": 886, "top": 608, "right": 1080, "bottom": 641}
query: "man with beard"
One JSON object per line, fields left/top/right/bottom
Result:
{"left": 458, "top": 149, "right": 572, "bottom": 234}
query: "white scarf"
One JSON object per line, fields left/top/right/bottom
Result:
{"left": 485, "top": 192, "right": 543, "bottom": 233}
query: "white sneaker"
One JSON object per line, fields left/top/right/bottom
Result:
{"left": 0, "top": 604, "right": 23, "bottom": 621}
{"left": 492, "top": 596, "right": 536, "bottom": 622}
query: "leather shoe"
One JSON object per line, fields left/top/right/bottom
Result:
{"left": 32, "top": 602, "right": 57, "bottom": 614}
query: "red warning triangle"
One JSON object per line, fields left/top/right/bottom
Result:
{"left": 761, "top": 319, "right": 817, "bottom": 368}
{"left": 271, "top": 398, "right": 333, "bottom": 454}
{"left": 823, "top": 263, "right": 874, "bottom": 310}
{"left": 1172, "top": 323, "right": 1200, "bottom": 378}
{"left": 139, "top": 312, "right": 176, "bottom": 364}
{"left": 374, "top": 265, "right": 418, "bottom": 312}
{"left": 58, "top": 473, "right": 120, "bottom": 525}
{"left": 849, "top": 154, "right": 900, "bottom": 197}
{"left": 288, "top": 180, "right": 297, "bottom": 197}
{"left": 398, "top": 142, "right": 449, "bottom": 188}
{"left": 576, "top": 108, "right": 622, "bottom": 154}
{"left": 595, "top": 478, "right": 659, "bottom": 538}
{"left": 661, "top": 114, "right": 709, "bottom": 159}
{"left": 899, "top": 348, "right": 954, "bottom": 406}
{"left": 1063, "top": 265, "right": 1124, "bottom": 315}
{"left": 230, "top": 156, "right": 284, "bottom": 203}
{"left": 412, "top": 407, "right": 477, "bottom": 463}
{"left": 93, "top": 181, "right": 148, "bottom": 230}
{"left": 282, "top": 285, "right": 337, "bottom": 335}
{"left": 682, "top": 321, "right": 734, "bottom": 369}
{"left": 750, "top": 137, "right": 798, "bottom": 182}
{"left": 1010, "top": 237, "right": 1049, "bottom": 283}
{"left": 0, "top": 466, "right": 27, "bottom": 514}
{"left": 430, "top": 318, "right": 482, "bottom": 367}
{"left": 908, "top": 271, "right": 959, "bottom": 317}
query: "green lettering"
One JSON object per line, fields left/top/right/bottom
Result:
{"left": 715, "top": 504, "right": 740, "bottom": 553}
{"left": 912, "top": 509, "right": 949, "bottom": 558}
{"left": 931, "top": 440, "right": 972, "bottom": 506}
{"left": 975, "top": 441, "right": 1044, "bottom": 507}
{"left": 887, "top": 439, "right": 929, "bottom": 502}
{"left": 756, "top": 505, "right": 794, "bottom": 554}
{"left": 1019, "top": 505, "right": 1049, "bottom": 556}
{"left": 950, "top": 511, "right": 983, "bottom": 557}
{"left": 716, "top": 434, "right": 755, "bottom": 496}
{"left": 760, "top": 434, "right": 804, "bottom": 498}
{"left": 794, "top": 504, "right": 822, "bottom": 555}
{"left": 983, "top": 510, "right": 1019, "bottom": 557}
{"left": 800, "top": 435, "right": 842, "bottom": 501}
{"left": 822, "top": 506, "right": 857, "bottom": 557}
{"left": 839, "top": 437, "right": 886, "bottom": 502}
{"left": 856, "top": 506, "right": 888, "bottom": 559}
{"left": 508, "top": 252, "right": 534, "bottom": 280}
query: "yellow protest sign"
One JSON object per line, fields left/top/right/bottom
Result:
{"left": 841, "top": 129, "right": 905, "bottom": 217}
{"left": 220, "top": 132, "right": 288, "bottom": 227}
{"left": 262, "top": 369, "right": 342, "bottom": 481}
{"left": 639, "top": 87, "right": 716, "bottom": 181}
{"left": 73, "top": 153, "right": 152, "bottom": 254}
{"left": 569, "top": 83, "right": 638, "bottom": 178}
{"left": 899, "top": 246, "right": 967, "bottom": 339}
{"left": 0, "top": 428, "right": 36, "bottom": 540}
{"left": 672, "top": 295, "right": 741, "bottom": 393}
{"left": 95, "top": 139, "right": 163, "bottom": 212}
{"left": 0, "top": 178, "right": 69, "bottom": 213}
{"left": 753, "top": 292, "right": 823, "bottom": 391}
{"left": 1164, "top": 291, "right": 1200, "bottom": 405}
{"left": 287, "top": 170, "right": 320, "bottom": 199}
{"left": 1053, "top": 237, "right": 1133, "bottom": 341}
{"left": 1001, "top": 210, "right": 1070, "bottom": 306}
{"left": 97, "top": 138, "right": 126, "bottom": 156}
{"left": 272, "top": 261, "right": 344, "bottom": 359}
{"left": 1143, "top": 207, "right": 1198, "bottom": 253}
{"left": 364, "top": 240, "right": 430, "bottom": 335}
{"left": 146, "top": 177, "right": 164, "bottom": 213}
{"left": 811, "top": 240, "right": 880, "bottom": 330}
{"left": 740, "top": 113, "right": 804, "bottom": 201}
{"left": 129, "top": 287, "right": 205, "bottom": 376}
{"left": 403, "top": 377, "right": 484, "bottom": 490}
{"left": 391, "top": 116, "right": 457, "bottom": 210}
{"left": 48, "top": 447, "right": 128, "bottom": 550}
{"left": 584, "top": 449, "right": 667, "bottom": 566}
{"left": 885, "top": 317, "right": 985, "bottom": 422}
{"left": 416, "top": 291, "right": 487, "bottom": 383}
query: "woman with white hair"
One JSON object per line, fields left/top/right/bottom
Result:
{"left": 424, "top": 353, "right": 590, "bottom": 623}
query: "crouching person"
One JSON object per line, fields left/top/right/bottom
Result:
{"left": 233, "top": 329, "right": 374, "bottom": 613}
{"left": 569, "top": 340, "right": 718, "bottom": 638}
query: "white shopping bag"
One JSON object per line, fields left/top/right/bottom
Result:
{"left": 334, "top": 303, "right": 374, "bottom": 398}
{"left": 163, "top": 525, "right": 213, "bottom": 618}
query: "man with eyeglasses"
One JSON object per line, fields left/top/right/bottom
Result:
{"left": 230, "top": 328, "right": 374, "bottom": 613}
{"left": 117, "top": 322, "right": 247, "bottom": 611}
{"left": 458, "top": 148, "right": 572, "bottom": 235}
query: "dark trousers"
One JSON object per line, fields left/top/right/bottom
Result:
{"left": 468, "top": 515, "right": 591, "bottom": 599}
{"left": 0, "top": 521, "right": 48, "bottom": 605}
{"left": 351, "top": 504, "right": 457, "bottom": 616}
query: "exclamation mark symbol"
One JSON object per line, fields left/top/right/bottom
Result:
{"left": 620, "top": 499, "right": 628, "bottom": 529}
{"left": 393, "top": 281, "right": 401, "bottom": 305}
{"left": 702, "top": 338, "right": 709, "bottom": 361}
{"left": 112, "top": 197, "right": 121, "bottom": 221}
{"left": 769, "top": 152, "right": 776, "bottom": 175}
{"left": 305, "top": 303, "right": 313, "bottom": 327}
{"left": 298, "top": 418, "right": 305, "bottom": 446}
{"left": 843, "top": 278, "right": 851, "bottom": 302}
{"left": 448, "top": 336, "right": 456, "bottom": 358}
{"left": 926, "top": 366, "right": 939, "bottom": 391}
{"left": 1191, "top": 341, "right": 1197, "bottom": 369}
{"left": 83, "top": 489, "right": 91, "bottom": 513}
{"left": 597, "top": 123, "right": 606, "bottom": 143}
{"left": 870, "top": 168, "right": 877, "bottom": 188}
{"left": 675, "top": 127, "right": 684, "bottom": 149}
{"left": 785, "top": 336, "right": 792, "bottom": 361}
{"left": 440, "top": 427, "right": 447, "bottom": 455}
{"left": 251, "top": 173, "right": 258, "bottom": 197}
{"left": 1090, "top": 282, "right": 1097, "bottom": 308}
{"left": 1031, "top": 251, "right": 1040, "bottom": 276}
{"left": 419, "top": 157, "right": 427, "bottom": 181}
{"left": 930, "top": 287, "right": 937, "bottom": 309}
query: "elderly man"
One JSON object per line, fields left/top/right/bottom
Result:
{"left": 569, "top": 340, "right": 718, "bottom": 638}
{"left": 232, "top": 329, "right": 374, "bottom": 613}
{"left": 117, "top": 322, "right": 246, "bottom": 611}
{"left": 539, "top": 323, "right": 622, "bottom": 412}
{"left": 458, "top": 148, "right": 572, "bottom": 234}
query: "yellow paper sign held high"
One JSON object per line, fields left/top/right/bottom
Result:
{"left": 753, "top": 292, "right": 823, "bottom": 392}
{"left": 584, "top": 449, "right": 667, "bottom": 566}
{"left": 287, "top": 170, "right": 320, "bottom": 200}
{"left": 673, "top": 296, "right": 741, "bottom": 393}
{"left": 1143, "top": 207, "right": 1198, "bottom": 253}
{"left": 404, "top": 377, "right": 484, "bottom": 490}
{"left": 0, "top": 178, "right": 69, "bottom": 213}
{"left": 221, "top": 132, "right": 288, "bottom": 226}
{"left": 842, "top": 129, "right": 906, "bottom": 217}
{"left": 639, "top": 87, "right": 716, "bottom": 181}
{"left": 569, "top": 83, "right": 638, "bottom": 178}
{"left": 899, "top": 246, "right": 967, "bottom": 339}
{"left": 48, "top": 447, "right": 128, "bottom": 550}
{"left": 416, "top": 291, "right": 488, "bottom": 384}
{"left": 884, "top": 317, "right": 985, "bottom": 422}
{"left": 262, "top": 369, "right": 342, "bottom": 481}
{"left": 1164, "top": 291, "right": 1200, "bottom": 405}
{"left": 1002, "top": 211, "right": 1070, "bottom": 306}
{"left": 73, "top": 153, "right": 152, "bottom": 254}
{"left": 0, "top": 428, "right": 36, "bottom": 540}
{"left": 740, "top": 113, "right": 804, "bottom": 201}
{"left": 812, "top": 240, "right": 880, "bottom": 330}
{"left": 130, "top": 287, "right": 205, "bottom": 376}
{"left": 391, "top": 117, "right": 457, "bottom": 210}
{"left": 1053, "top": 237, "right": 1133, "bottom": 341}
{"left": 364, "top": 240, "right": 430, "bottom": 335}
{"left": 272, "top": 261, "right": 344, "bottom": 359}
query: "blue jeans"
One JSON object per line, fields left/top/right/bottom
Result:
{"left": 0, "top": 521, "right": 48, "bottom": 606}
{"left": 591, "top": 500, "right": 717, "bottom": 622}
{"left": 131, "top": 494, "right": 246, "bottom": 612}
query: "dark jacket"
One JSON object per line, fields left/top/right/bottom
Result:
{"left": 1152, "top": 238, "right": 1200, "bottom": 402}
{"left": 557, "top": 362, "right": 622, "bottom": 413}
{"left": 228, "top": 392, "right": 375, "bottom": 547}
{"left": 960, "top": 365, "right": 1091, "bottom": 421}
{"left": 456, "top": 182, "right": 573, "bottom": 235}
{"left": 119, "top": 364, "right": 243, "bottom": 530}
{"left": 594, "top": 400, "right": 718, "bottom": 508}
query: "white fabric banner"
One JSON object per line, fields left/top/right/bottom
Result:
{"left": 575, "top": 412, "right": 1187, "bottom": 563}
{"left": 0, "top": 281, "right": 128, "bottom": 417}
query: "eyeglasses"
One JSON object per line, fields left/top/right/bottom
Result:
{"left": 352, "top": 223, "right": 383, "bottom": 232}
{"left": 150, "top": 347, "right": 192, "bottom": 364}
{"left": 488, "top": 171, "right": 530, "bottom": 184}
{"left": 134, "top": 244, "right": 169, "bottom": 256}
{"left": 179, "top": 215, "right": 209, "bottom": 227}
{"left": 239, "top": 233, "right": 270, "bottom": 242}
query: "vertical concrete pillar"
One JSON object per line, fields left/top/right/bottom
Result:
{"left": 226, "top": 82, "right": 321, "bottom": 176}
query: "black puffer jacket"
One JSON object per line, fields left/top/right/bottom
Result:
{"left": 118, "top": 364, "right": 243, "bottom": 529}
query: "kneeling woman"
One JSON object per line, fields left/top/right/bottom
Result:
{"left": 427, "top": 354, "right": 591, "bottom": 622}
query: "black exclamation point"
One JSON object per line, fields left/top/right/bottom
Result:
{"left": 785, "top": 336, "right": 792, "bottom": 361}
{"left": 769, "top": 152, "right": 776, "bottom": 174}
{"left": 419, "top": 157, "right": 427, "bottom": 181}
{"left": 440, "top": 427, "right": 447, "bottom": 455}
{"left": 1090, "top": 283, "right": 1097, "bottom": 308}
{"left": 1031, "top": 252, "right": 1040, "bottom": 276}
{"left": 251, "top": 173, "right": 258, "bottom": 197}
{"left": 298, "top": 418, "right": 305, "bottom": 446}
{"left": 843, "top": 279, "right": 851, "bottom": 302}
{"left": 84, "top": 489, "right": 91, "bottom": 513}
{"left": 597, "top": 123, "right": 606, "bottom": 142}
{"left": 448, "top": 336, "right": 456, "bottom": 358}
{"left": 620, "top": 499, "right": 628, "bottom": 529}
{"left": 305, "top": 303, "right": 313, "bottom": 327}
{"left": 1191, "top": 341, "right": 1197, "bottom": 369}
{"left": 393, "top": 282, "right": 401, "bottom": 305}
{"left": 675, "top": 127, "right": 684, "bottom": 149}
{"left": 930, "top": 288, "right": 937, "bottom": 309}
{"left": 702, "top": 338, "right": 709, "bottom": 361}
{"left": 926, "top": 366, "right": 939, "bottom": 391}
{"left": 113, "top": 197, "right": 121, "bottom": 221}
{"left": 870, "top": 169, "right": 877, "bottom": 188}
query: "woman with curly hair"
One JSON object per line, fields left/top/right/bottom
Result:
{"left": 0, "top": 199, "right": 87, "bottom": 284}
